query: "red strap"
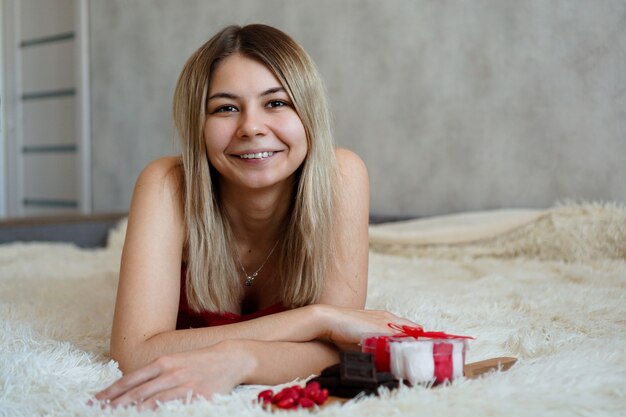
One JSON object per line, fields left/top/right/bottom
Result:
{"left": 388, "top": 323, "right": 475, "bottom": 340}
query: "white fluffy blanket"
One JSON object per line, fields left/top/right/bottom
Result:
{"left": 1, "top": 203, "right": 625, "bottom": 416}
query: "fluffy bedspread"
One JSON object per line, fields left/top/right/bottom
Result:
{"left": 1, "top": 203, "right": 625, "bottom": 416}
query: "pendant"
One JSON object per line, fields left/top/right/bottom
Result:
{"left": 245, "top": 272, "right": 258, "bottom": 287}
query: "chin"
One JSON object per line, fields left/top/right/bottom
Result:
{"left": 240, "top": 172, "right": 297, "bottom": 191}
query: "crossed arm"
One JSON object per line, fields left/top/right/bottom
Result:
{"left": 97, "top": 313, "right": 403, "bottom": 409}
{"left": 94, "top": 151, "right": 413, "bottom": 409}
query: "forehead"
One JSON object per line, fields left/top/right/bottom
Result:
{"left": 209, "top": 53, "right": 284, "bottom": 94}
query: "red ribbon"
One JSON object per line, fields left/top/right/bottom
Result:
{"left": 388, "top": 323, "right": 475, "bottom": 340}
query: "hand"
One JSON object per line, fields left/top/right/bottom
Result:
{"left": 317, "top": 304, "right": 418, "bottom": 347}
{"left": 93, "top": 340, "right": 255, "bottom": 410}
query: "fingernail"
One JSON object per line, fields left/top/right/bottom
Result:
{"left": 99, "top": 398, "right": 111, "bottom": 410}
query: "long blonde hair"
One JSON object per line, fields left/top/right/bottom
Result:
{"left": 172, "top": 24, "right": 338, "bottom": 313}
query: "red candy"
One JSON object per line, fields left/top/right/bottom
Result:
{"left": 303, "top": 381, "right": 320, "bottom": 400}
{"left": 362, "top": 335, "right": 391, "bottom": 372}
{"left": 277, "top": 397, "right": 296, "bottom": 409}
{"left": 298, "top": 397, "right": 315, "bottom": 408}
{"left": 257, "top": 389, "right": 273, "bottom": 405}
{"left": 433, "top": 342, "right": 454, "bottom": 383}
{"left": 257, "top": 381, "right": 329, "bottom": 410}
{"left": 310, "top": 388, "right": 329, "bottom": 405}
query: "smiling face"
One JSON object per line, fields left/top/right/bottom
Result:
{"left": 204, "top": 53, "right": 308, "bottom": 193}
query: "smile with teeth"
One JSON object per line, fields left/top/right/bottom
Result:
{"left": 239, "top": 151, "right": 274, "bottom": 159}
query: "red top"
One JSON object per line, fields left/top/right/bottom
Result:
{"left": 176, "top": 268, "right": 287, "bottom": 329}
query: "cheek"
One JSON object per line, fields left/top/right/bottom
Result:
{"left": 281, "top": 117, "right": 308, "bottom": 151}
{"left": 295, "top": 126, "right": 309, "bottom": 160}
{"left": 203, "top": 122, "right": 230, "bottom": 155}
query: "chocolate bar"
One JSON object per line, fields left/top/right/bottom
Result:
{"left": 310, "top": 351, "right": 402, "bottom": 399}
{"left": 339, "top": 351, "right": 377, "bottom": 387}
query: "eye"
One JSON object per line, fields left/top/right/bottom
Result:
{"left": 212, "top": 105, "right": 238, "bottom": 114}
{"left": 266, "top": 100, "right": 289, "bottom": 109}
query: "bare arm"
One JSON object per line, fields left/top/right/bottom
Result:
{"left": 111, "top": 151, "right": 395, "bottom": 369}
{"left": 96, "top": 339, "right": 338, "bottom": 409}
{"left": 111, "top": 158, "right": 332, "bottom": 369}
{"left": 99, "top": 151, "right": 414, "bottom": 409}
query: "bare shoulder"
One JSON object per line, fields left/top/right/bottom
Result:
{"left": 135, "top": 156, "right": 184, "bottom": 192}
{"left": 334, "top": 148, "right": 369, "bottom": 192}
{"left": 333, "top": 148, "right": 369, "bottom": 219}
{"left": 335, "top": 148, "right": 367, "bottom": 175}
{"left": 127, "top": 155, "right": 185, "bottom": 236}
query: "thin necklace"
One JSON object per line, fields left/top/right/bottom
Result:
{"left": 236, "top": 240, "right": 279, "bottom": 287}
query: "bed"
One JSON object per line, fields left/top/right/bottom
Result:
{"left": 1, "top": 202, "right": 624, "bottom": 416}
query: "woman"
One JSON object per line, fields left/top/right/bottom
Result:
{"left": 95, "top": 24, "right": 414, "bottom": 409}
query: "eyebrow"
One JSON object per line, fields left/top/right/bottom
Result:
{"left": 207, "top": 86, "right": 286, "bottom": 101}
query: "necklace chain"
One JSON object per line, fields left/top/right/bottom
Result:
{"left": 236, "top": 240, "right": 279, "bottom": 287}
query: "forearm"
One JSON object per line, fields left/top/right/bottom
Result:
{"left": 95, "top": 338, "right": 341, "bottom": 409}
{"left": 113, "top": 304, "right": 332, "bottom": 372}
{"left": 114, "top": 303, "right": 408, "bottom": 374}
{"left": 235, "top": 339, "right": 340, "bottom": 386}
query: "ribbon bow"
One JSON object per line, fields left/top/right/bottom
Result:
{"left": 388, "top": 323, "right": 475, "bottom": 340}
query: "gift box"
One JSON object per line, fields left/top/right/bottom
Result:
{"left": 361, "top": 324, "right": 473, "bottom": 385}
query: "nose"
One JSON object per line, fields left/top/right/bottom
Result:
{"left": 236, "top": 108, "right": 268, "bottom": 139}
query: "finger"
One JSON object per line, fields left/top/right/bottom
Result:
{"left": 109, "top": 371, "right": 180, "bottom": 409}
{"left": 397, "top": 316, "right": 421, "bottom": 327}
{"left": 138, "top": 387, "right": 198, "bottom": 411}
{"left": 388, "top": 318, "right": 422, "bottom": 334}
{"left": 95, "top": 364, "right": 161, "bottom": 403}
{"left": 377, "top": 315, "right": 419, "bottom": 335}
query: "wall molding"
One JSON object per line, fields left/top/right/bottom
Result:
{"left": 20, "top": 31, "right": 74, "bottom": 48}
{"left": 21, "top": 88, "right": 75, "bottom": 100}
{"left": 22, "top": 144, "right": 77, "bottom": 153}
{"left": 76, "top": 0, "right": 92, "bottom": 214}
{"left": 23, "top": 198, "right": 79, "bottom": 208}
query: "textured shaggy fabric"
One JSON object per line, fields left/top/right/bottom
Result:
{"left": 370, "top": 202, "right": 626, "bottom": 262}
{"left": 1, "top": 203, "right": 625, "bottom": 416}
{"left": 370, "top": 209, "right": 548, "bottom": 245}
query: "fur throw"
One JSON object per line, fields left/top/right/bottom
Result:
{"left": 1, "top": 203, "right": 624, "bottom": 416}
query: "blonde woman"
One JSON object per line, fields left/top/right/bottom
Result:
{"left": 95, "top": 24, "right": 414, "bottom": 409}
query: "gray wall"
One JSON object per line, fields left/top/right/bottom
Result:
{"left": 90, "top": 0, "right": 626, "bottom": 217}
